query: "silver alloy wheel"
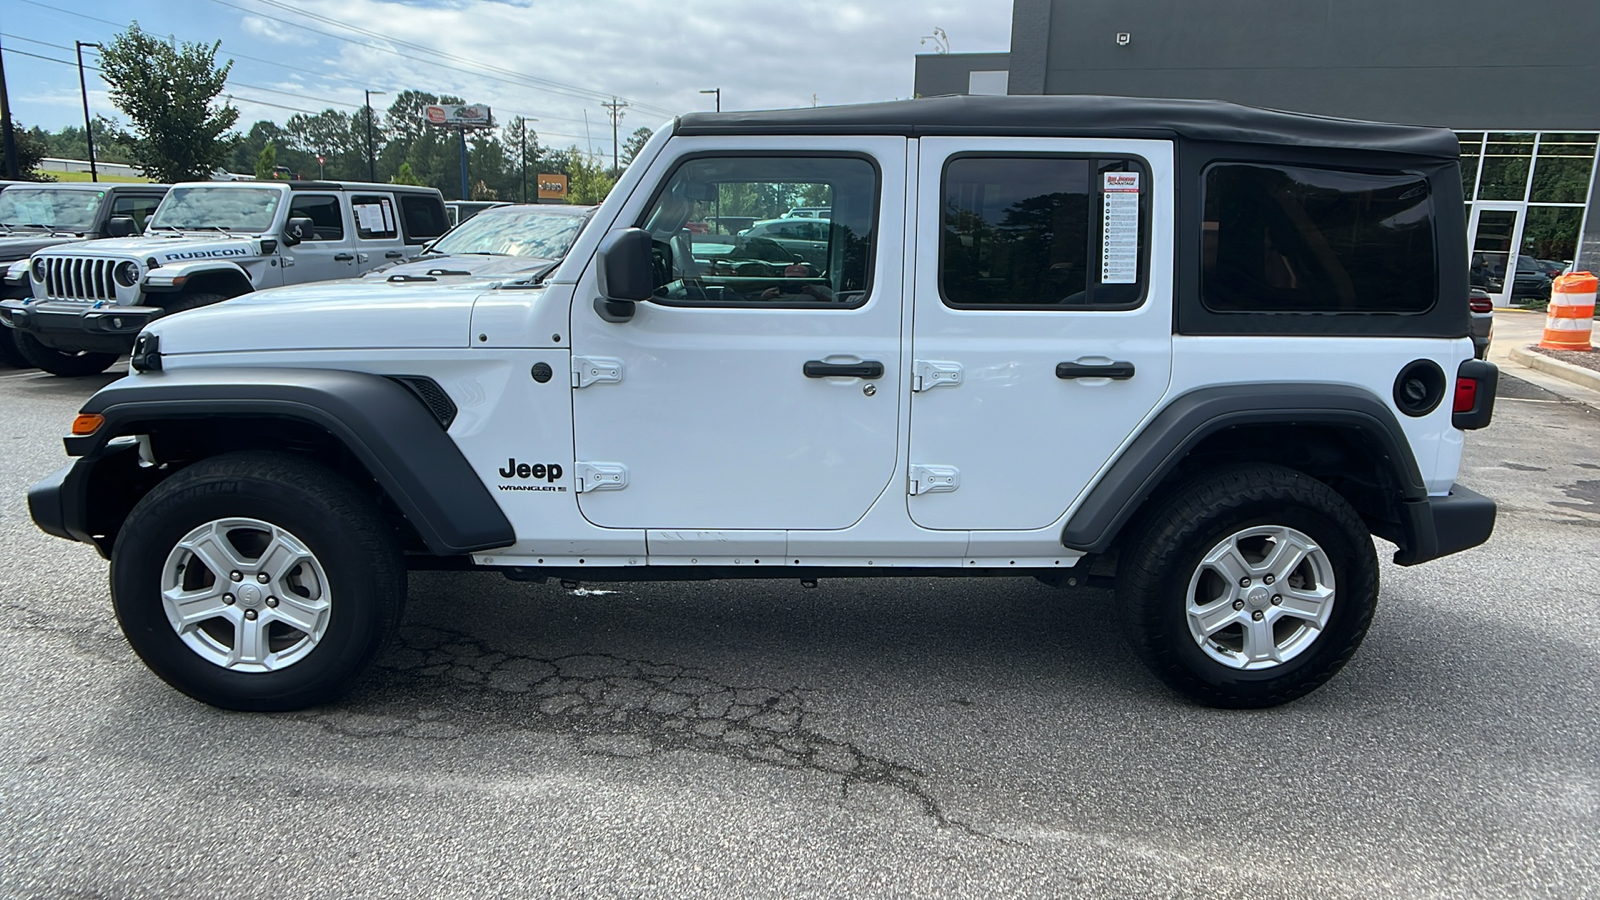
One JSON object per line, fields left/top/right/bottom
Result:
{"left": 159, "top": 517, "right": 332, "bottom": 672}
{"left": 1184, "top": 524, "right": 1336, "bottom": 670}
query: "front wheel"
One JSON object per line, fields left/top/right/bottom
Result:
{"left": 14, "top": 331, "right": 118, "bottom": 376}
{"left": 1117, "top": 464, "right": 1378, "bottom": 708}
{"left": 111, "top": 452, "right": 406, "bottom": 710}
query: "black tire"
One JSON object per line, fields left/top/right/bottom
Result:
{"left": 111, "top": 451, "right": 406, "bottom": 711}
{"left": 161, "top": 291, "right": 228, "bottom": 316}
{"left": 0, "top": 327, "right": 26, "bottom": 368}
{"left": 14, "top": 331, "right": 118, "bottom": 376}
{"left": 1117, "top": 464, "right": 1378, "bottom": 709}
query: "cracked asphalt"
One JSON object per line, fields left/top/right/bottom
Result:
{"left": 1, "top": 363, "right": 1597, "bottom": 898}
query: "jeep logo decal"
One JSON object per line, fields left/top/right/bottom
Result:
{"left": 499, "top": 459, "right": 563, "bottom": 482}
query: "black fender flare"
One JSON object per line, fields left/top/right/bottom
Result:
{"left": 62, "top": 367, "right": 514, "bottom": 556}
{"left": 1060, "top": 383, "right": 1426, "bottom": 554}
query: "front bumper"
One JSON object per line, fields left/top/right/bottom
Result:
{"left": 0, "top": 299, "right": 160, "bottom": 354}
{"left": 1393, "top": 484, "right": 1497, "bottom": 566}
{"left": 28, "top": 442, "right": 150, "bottom": 558}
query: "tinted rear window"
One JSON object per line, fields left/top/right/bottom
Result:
{"left": 400, "top": 195, "right": 449, "bottom": 243}
{"left": 1202, "top": 163, "right": 1436, "bottom": 314}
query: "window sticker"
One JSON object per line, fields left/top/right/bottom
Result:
{"left": 1101, "top": 171, "right": 1140, "bottom": 284}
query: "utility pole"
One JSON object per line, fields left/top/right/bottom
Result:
{"left": 601, "top": 97, "right": 628, "bottom": 173}
{"left": 520, "top": 124, "right": 526, "bottom": 203}
{"left": 364, "top": 89, "right": 386, "bottom": 182}
{"left": 0, "top": 33, "right": 19, "bottom": 180}
{"left": 75, "top": 41, "right": 102, "bottom": 182}
{"left": 699, "top": 88, "right": 721, "bottom": 112}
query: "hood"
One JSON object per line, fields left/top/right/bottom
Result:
{"left": 364, "top": 253, "right": 557, "bottom": 280}
{"left": 0, "top": 233, "right": 82, "bottom": 263}
{"left": 45, "top": 233, "right": 265, "bottom": 263}
{"left": 144, "top": 278, "right": 489, "bottom": 354}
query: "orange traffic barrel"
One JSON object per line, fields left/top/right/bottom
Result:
{"left": 1540, "top": 271, "right": 1599, "bottom": 351}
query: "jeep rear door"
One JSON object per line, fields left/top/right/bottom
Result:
{"left": 569, "top": 137, "right": 906, "bottom": 531}
{"left": 906, "top": 138, "right": 1175, "bottom": 531}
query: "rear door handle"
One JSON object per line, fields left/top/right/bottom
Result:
{"left": 1056, "top": 361, "right": 1135, "bottom": 380}
{"left": 334, "top": 252, "right": 355, "bottom": 262}
{"left": 804, "top": 360, "right": 884, "bottom": 379}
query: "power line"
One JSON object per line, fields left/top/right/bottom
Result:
{"left": 203, "top": 0, "right": 678, "bottom": 119}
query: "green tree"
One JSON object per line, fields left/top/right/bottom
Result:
{"left": 96, "top": 23, "right": 239, "bottom": 182}
{"left": 502, "top": 116, "right": 540, "bottom": 202}
{"left": 391, "top": 162, "right": 423, "bottom": 186}
{"left": 3, "top": 120, "right": 54, "bottom": 181}
{"left": 254, "top": 143, "right": 277, "bottom": 180}
{"left": 621, "top": 126, "right": 653, "bottom": 166}
{"left": 566, "top": 148, "right": 615, "bottom": 205}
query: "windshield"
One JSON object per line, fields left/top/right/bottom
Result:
{"left": 0, "top": 188, "right": 102, "bottom": 232}
{"left": 430, "top": 208, "right": 588, "bottom": 259}
{"left": 150, "top": 187, "right": 283, "bottom": 232}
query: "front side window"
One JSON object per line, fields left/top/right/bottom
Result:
{"left": 1202, "top": 163, "right": 1436, "bottom": 314}
{"left": 639, "top": 156, "right": 876, "bottom": 307}
{"left": 940, "top": 156, "right": 1147, "bottom": 308}
{"left": 287, "top": 195, "right": 344, "bottom": 242}
{"left": 0, "top": 188, "right": 103, "bottom": 232}
{"left": 111, "top": 195, "right": 162, "bottom": 231}
{"left": 151, "top": 187, "right": 282, "bottom": 232}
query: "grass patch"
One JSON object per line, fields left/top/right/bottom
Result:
{"left": 36, "top": 170, "right": 152, "bottom": 184}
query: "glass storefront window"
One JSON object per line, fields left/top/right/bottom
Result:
{"left": 1521, "top": 206, "right": 1585, "bottom": 264}
{"left": 1478, "top": 132, "right": 1536, "bottom": 201}
{"left": 1458, "top": 132, "right": 1483, "bottom": 199}
{"left": 1530, "top": 133, "right": 1599, "bottom": 204}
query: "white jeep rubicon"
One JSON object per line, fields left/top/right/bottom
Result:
{"left": 0, "top": 180, "right": 448, "bottom": 376}
{"left": 27, "top": 96, "right": 1497, "bottom": 711}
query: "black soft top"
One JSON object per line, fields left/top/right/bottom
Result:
{"left": 677, "top": 95, "right": 1459, "bottom": 160}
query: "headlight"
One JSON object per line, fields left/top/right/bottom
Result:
{"left": 113, "top": 261, "right": 140, "bottom": 287}
{"left": 31, "top": 258, "right": 46, "bottom": 281}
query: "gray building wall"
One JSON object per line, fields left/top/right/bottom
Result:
{"left": 1012, "top": 0, "right": 1600, "bottom": 131}
{"left": 913, "top": 53, "right": 1014, "bottom": 98}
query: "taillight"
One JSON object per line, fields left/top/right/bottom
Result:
{"left": 1454, "top": 378, "right": 1478, "bottom": 412}
{"left": 1453, "top": 360, "right": 1497, "bottom": 430}
{"left": 1468, "top": 295, "right": 1493, "bottom": 313}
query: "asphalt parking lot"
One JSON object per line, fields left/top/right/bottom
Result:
{"left": 1, "top": 361, "right": 1597, "bottom": 899}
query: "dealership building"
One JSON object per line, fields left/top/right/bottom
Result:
{"left": 915, "top": 0, "right": 1600, "bottom": 306}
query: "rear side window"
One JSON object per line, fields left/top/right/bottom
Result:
{"left": 940, "top": 157, "right": 1148, "bottom": 308}
{"left": 400, "top": 195, "right": 449, "bottom": 243}
{"left": 351, "top": 194, "right": 397, "bottom": 240}
{"left": 1202, "top": 163, "right": 1436, "bottom": 313}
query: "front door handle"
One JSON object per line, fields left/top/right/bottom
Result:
{"left": 385, "top": 250, "right": 404, "bottom": 259}
{"left": 334, "top": 252, "right": 356, "bottom": 262}
{"left": 1056, "top": 361, "right": 1135, "bottom": 380}
{"left": 804, "top": 360, "right": 884, "bottom": 379}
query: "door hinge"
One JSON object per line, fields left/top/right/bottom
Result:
{"left": 571, "top": 356, "right": 623, "bottom": 388}
{"left": 908, "top": 464, "right": 960, "bottom": 495}
{"left": 912, "top": 360, "right": 963, "bottom": 392}
{"left": 575, "top": 462, "right": 628, "bottom": 493}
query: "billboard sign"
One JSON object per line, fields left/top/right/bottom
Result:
{"left": 422, "top": 104, "right": 492, "bottom": 127}
{"left": 537, "top": 173, "right": 569, "bottom": 201}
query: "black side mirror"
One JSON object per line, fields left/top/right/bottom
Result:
{"left": 284, "top": 216, "right": 315, "bottom": 246}
{"left": 105, "top": 216, "right": 138, "bottom": 238}
{"left": 593, "top": 228, "right": 654, "bottom": 323}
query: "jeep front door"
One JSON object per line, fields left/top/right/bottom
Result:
{"left": 569, "top": 141, "right": 905, "bottom": 530}
{"left": 283, "top": 193, "right": 356, "bottom": 282}
{"left": 907, "top": 138, "right": 1175, "bottom": 531}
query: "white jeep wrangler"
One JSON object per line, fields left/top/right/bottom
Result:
{"left": 28, "top": 96, "right": 1497, "bottom": 711}
{"left": 0, "top": 180, "right": 448, "bottom": 376}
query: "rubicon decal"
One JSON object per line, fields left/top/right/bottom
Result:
{"left": 497, "top": 458, "right": 567, "bottom": 492}
{"left": 161, "top": 247, "right": 252, "bottom": 261}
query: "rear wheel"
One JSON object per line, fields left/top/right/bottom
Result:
{"left": 14, "top": 331, "right": 118, "bottom": 376}
{"left": 111, "top": 452, "right": 406, "bottom": 711}
{"left": 1117, "top": 464, "right": 1378, "bottom": 708}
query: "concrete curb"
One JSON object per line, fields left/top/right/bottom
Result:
{"left": 1509, "top": 345, "right": 1600, "bottom": 393}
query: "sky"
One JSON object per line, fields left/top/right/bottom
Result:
{"left": 1, "top": 0, "right": 1014, "bottom": 158}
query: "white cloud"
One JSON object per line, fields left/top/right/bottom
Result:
{"left": 241, "top": 15, "right": 295, "bottom": 44}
